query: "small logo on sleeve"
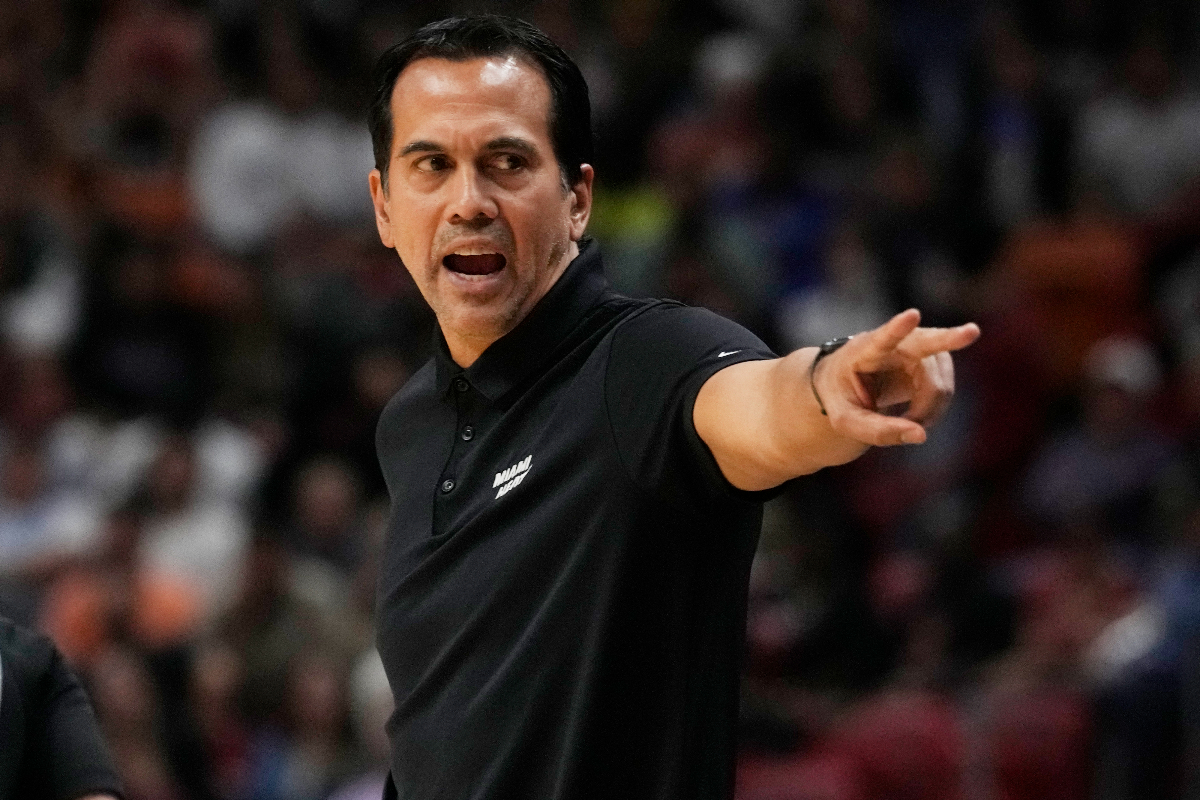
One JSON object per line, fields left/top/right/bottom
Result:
{"left": 718, "top": 350, "right": 741, "bottom": 358}
{"left": 493, "top": 455, "right": 532, "bottom": 498}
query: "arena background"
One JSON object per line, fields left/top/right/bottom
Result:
{"left": 2, "top": 0, "right": 1200, "bottom": 798}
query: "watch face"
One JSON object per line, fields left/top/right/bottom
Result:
{"left": 821, "top": 335, "right": 852, "bottom": 354}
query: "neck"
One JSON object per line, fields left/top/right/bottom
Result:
{"left": 445, "top": 331, "right": 499, "bottom": 369}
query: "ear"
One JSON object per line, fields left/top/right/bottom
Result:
{"left": 369, "top": 169, "right": 395, "bottom": 248}
{"left": 567, "top": 164, "right": 594, "bottom": 242}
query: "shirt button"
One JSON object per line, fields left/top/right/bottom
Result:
{"left": 453, "top": 377, "right": 469, "bottom": 393}
{"left": 461, "top": 426, "right": 474, "bottom": 441}
{"left": 440, "top": 479, "right": 456, "bottom": 493}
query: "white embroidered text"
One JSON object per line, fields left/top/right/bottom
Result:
{"left": 493, "top": 455, "right": 533, "bottom": 498}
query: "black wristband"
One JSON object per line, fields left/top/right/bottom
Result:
{"left": 809, "top": 335, "right": 852, "bottom": 416}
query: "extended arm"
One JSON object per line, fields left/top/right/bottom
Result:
{"left": 694, "top": 309, "right": 980, "bottom": 491}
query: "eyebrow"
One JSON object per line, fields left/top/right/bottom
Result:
{"left": 399, "top": 140, "right": 443, "bottom": 157}
{"left": 483, "top": 137, "right": 538, "bottom": 157}
{"left": 397, "top": 137, "right": 540, "bottom": 158}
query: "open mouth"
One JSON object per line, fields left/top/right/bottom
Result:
{"left": 443, "top": 253, "right": 507, "bottom": 276}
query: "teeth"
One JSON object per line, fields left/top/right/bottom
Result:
{"left": 452, "top": 249, "right": 499, "bottom": 256}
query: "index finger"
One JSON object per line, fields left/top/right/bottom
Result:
{"left": 852, "top": 309, "right": 922, "bottom": 371}
{"left": 897, "top": 323, "right": 981, "bottom": 359}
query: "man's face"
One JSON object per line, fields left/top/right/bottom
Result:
{"left": 369, "top": 56, "right": 593, "bottom": 365}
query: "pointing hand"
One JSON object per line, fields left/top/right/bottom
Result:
{"left": 810, "top": 309, "right": 981, "bottom": 447}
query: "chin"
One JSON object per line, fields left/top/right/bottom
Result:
{"left": 445, "top": 305, "right": 519, "bottom": 341}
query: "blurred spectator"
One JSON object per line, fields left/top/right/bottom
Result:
{"left": 188, "top": 640, "right": 252, "bottom": 800}
{"left": 189, "top": 4, "right": 371, "bottom": 255}
{"left": 39, "top": 504, "right": 200, "bottom": 670}
{"left": 977, "top": 670, "right": 1091, "bottom": 800}
{"left": 324, "top": 649, "right": 392, "bottom": 800}
{"left": 73, "top": 230, "right": 219, "bottom": 423}
{"left": 306, "top": 348, "right": 410, "bottom": 502}
{"left": 830, "top": 690, "right": 964, "bottom": 800}
{"left": 216, "top": 533, "right": 361, "bottom": 728}
{"left": 1022, "top": 336, "right": 1175, "bottom": 550}
{"left": 0, "top": 141, "right": 85, "bottom": 356}
{"left": 191, "top": 413, "right": 274, "bottom": 508}
{"left": 90, "top": 645, "right": 186, "bottom": 800}
{"left": 1, "top": 354, "right": 78, "bottom": 464}
{"left": 861, "top": 133, "right": 949, "bottom": 318}
{"left": 287, "top": 456, "right": 366, "bottom": 578}
{"left": 135, "top": 434, "right": 249, "bottom": 627}
{"left": 1080, "top": 471, "right": 1200, "bottom": 799}
{"left": 961, "top": 9, "right": 1072, "bottom": 232}
{"left": 244, "top": 652, "right": 355, "bottom": 800}
{"left": 968, "top": 542, "right": 1109, "bottom": 800}
{"left": 1075, "top": 29, "right": 1200, "bottom": 218}
{"left": 80, "top": 0, "right": 215, "bottom": 236}
{"left": 1005, "top": 698, "right": 1091, "bottom": 798}
{"left": 983, "top": 188, "right": 1144, "bottom": 394}
{"left": 775, "top": 218, "right": 890, "bottom": 351}
{"left": 0, "top": 442, "right": 100, "bottom": 622}
{"left": 0, "top": 443, "right": 99, "bottom": 570}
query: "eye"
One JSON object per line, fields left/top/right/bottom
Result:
{"left": 490, "top": 153, "right": 524, "bottom": 171}
{"left": 414, "top": 154, "right": 450, "bottom": 172}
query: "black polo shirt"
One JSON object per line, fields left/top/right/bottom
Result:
{"left": 375, "top": 241, "right": 777, "bottom": 800}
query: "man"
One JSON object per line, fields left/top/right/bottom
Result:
{"left": 0, "top": 615, "right": 124, "bottom": 800}
{"left": 367, "top": 15, "right": 978, "bottom": 799}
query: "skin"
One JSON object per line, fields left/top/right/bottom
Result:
{"left": 368, "top": 56, "right": 592, "bottom": 367}
{"left": 367, "top": 55, "right": 981, "bottom": 491}
{"left": 695, "top": 309, "right": 980, "bottom": 490}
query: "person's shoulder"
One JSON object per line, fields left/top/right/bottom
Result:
{"left": 608, "top": 299, "right": 765, "bottom": 352}
{"left": 0, "top": 616, "right": 57, "bottom": 684}
{"left": 0, "top": 615, "right": 51, "bottom": 655}
{"left": 588, "top": 290, "right": 671, "bottom": 325}
{"left": 379, "top": 359, "right": 437, "bottom": 418}
{"left": 375, "top": 358, "right": 439, "bottom": 453}
{"left": 601, "top": 299, "right": 775, "bottom": 404}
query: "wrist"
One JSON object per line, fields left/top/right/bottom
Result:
{"left": 809, "top": 335, "right": 852, "bottom": 415}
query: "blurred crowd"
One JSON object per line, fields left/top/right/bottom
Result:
{"left": 3, "top": 0, "right": 1200, "bottom": 798}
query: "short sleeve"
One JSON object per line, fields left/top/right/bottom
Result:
{"left": 604, "top": 303, "right": 777, "bottom": 497}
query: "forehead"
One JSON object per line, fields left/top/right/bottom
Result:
{"left": 389, "top": 55, "right": 553, "bottom": 147}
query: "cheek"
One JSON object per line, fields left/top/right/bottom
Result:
{"left": 392, "top": 212, "right": 435, "bottom": 269}
{"left": 520, "top": 195, "right": 572, "bottom": 250}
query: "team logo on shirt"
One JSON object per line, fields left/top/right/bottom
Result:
{"left": 493, "top": 455, "right": 532, "bottom": 498}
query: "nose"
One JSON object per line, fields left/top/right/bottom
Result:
{"left": 445, "top": 165, "right": 498, "bottom": 224}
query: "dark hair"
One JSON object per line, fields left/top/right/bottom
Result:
{"left": 368, "top": 15, "right": 592, "bottom": 188}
